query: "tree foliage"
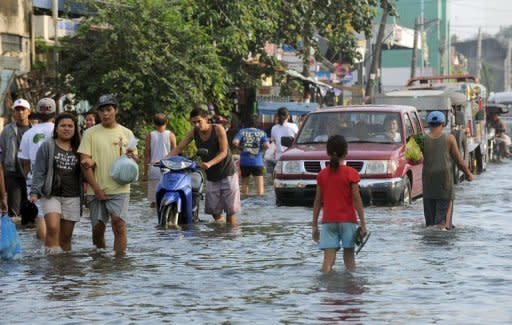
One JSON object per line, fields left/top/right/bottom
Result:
{"left": 272, "top": 0, "right": 396, "bottom": 73}
{"left": 60, "top": 0, "right": 228, "bottom": 134}
{"left": 60, "top": 0, "right": 395, "bottom": 137}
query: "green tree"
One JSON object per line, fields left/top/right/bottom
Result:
{"left": 185, "top": 0, "right": 280, "bottom": 88}
{"left": 272, "top": 0, "right": 396, "bottom": 76}
{"left": 496, "top": 26, "right": 512, "bottom": 40}
{"left": 60, "top": 0, "right": 228, "bottom": 136}
{"left": 60, "top": 0, "right": 395, "bottom": 139}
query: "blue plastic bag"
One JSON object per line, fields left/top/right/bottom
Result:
{"left": 0, "top": 215, "right": 22, "bottom": 260}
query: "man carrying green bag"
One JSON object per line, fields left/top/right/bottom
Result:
{"left": 419, "top": 111, "right": 474, "bottom": 230}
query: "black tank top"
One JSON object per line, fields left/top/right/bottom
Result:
{"left": 194, "top": 125, "right": 236, "bottom": 181}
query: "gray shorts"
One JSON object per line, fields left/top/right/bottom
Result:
{"left": 87, "top": 194, "right": 129, "bottom": 226}
{"left": 40, "top": 196, "right": 81, "bottom": 222}
{"left": 205, "top": 174, "right": 241, "bottom": 216}
{"left": 423, "top": 198, "right": 453, "bottom": 226}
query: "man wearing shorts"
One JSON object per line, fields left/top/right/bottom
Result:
{"left": 170, "top": 107, "right": 240, "bottom": 224}
{"left": 79, "top": 94, "right": 139, "bottom": 255}
{"left": 232, "top": 115, "right": 269, "bottom": 196}
{"left": 421, "top": 111, "right": 474, "bottom": 230}
{"left": 19, "top": 98, "right": 56, "bottom": 239}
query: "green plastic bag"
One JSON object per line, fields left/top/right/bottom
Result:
{"left": 405, "top": 137, "right": 422, "bottom": 163}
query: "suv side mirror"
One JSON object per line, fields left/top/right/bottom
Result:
{"left": 281, "top": 136, "right": 293, "bottom": 147}
{"left": 455, "top": 111, "right": 465, "bottom": 126}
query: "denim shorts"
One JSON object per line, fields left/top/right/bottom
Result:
{"left": 319, "top": 222, "right": 359, "bottom": 250}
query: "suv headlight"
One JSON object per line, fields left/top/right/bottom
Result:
{"left": 282, "top": 160, "right": 303, "bottom": 174}
{"left": 365, "top": 160, "right": 398, "bottom": 175}
{"left": 274, "top": 160, "right": 282, "bottom": 174}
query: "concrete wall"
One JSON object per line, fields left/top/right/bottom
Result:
{"left": 381, "top": 0, "right": 450, "bottom": 80}
{"left": 0, "top": 0, "right": 32, "bottom": 116}
{"left": 0, "top": 0, "right": 32, "bottom": 73}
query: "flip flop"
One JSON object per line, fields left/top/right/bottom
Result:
{"left": 355, "top": 228, "right": 371, "bottom": 255}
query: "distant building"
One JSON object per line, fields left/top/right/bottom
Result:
{"left": 0, "top": 0, "right": 32, "bottom": 117}
{"left": 453, "top": 38, "right": 508, "bottom": 92}
{"left": 1, "top": 0, "right": 88, "bottom": 119}
{"left": 379, "top": 0, "right": 450, "bottom": 91}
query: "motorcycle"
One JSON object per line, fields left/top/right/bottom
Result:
{"left": 154, "top": 149, "right": 207, "bottom": 228}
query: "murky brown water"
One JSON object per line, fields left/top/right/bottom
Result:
{"left": 1, "top": 162, "right": 512, "bottom": 323}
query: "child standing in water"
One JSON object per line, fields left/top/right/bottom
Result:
{"left": 312, "top": 135, "right": 367, "bottom": 272}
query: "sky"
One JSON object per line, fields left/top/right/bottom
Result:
{"left": 450, "top": 0, "right": 512, "bottom": 40}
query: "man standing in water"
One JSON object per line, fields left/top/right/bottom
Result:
{"left": 422, "top": 111, "right": 474, "bottom": 230}
{"left": 144, "top": 113, "right": 176, "bottom": 208}
{"left": 169, "top": 107, "right": 240, "bottom": 225}
{"left": 19, "top": 98, "right": 56, "bottom": 239}
{"left": 0, "top": 99, "right": 32, "bottom": 218}
{"left": 79, "top": 94, "right": 138, "bottom": 256}
{"left": 232, "top": 115, "right": 269, "bottom": 197}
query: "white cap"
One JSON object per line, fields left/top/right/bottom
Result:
{"left": 36, "top": 97, "right": 56, "bottom": 115}
{"left": 13, "top": 98, "right": 30, "bottom": 110}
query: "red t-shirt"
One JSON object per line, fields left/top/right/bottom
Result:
{"left": 317, "top": 165, "right": 360, "bottom": 224}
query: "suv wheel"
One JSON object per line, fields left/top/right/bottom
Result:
{"left": 400, "top": 177, "right": 412, "bottom": 205}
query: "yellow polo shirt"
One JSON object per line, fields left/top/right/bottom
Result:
{"left": 78, "top": 124, "right": 137, "bottom": 195}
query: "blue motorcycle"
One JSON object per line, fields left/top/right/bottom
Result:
{"left": 155, "top": 152, "right": 206, "bottom": 228}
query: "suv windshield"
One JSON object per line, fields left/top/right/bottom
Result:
{"left": 296, "top": 111, "right": 403, "bottom": 144}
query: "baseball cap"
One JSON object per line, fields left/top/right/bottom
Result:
{"left": 97, "top": 94, "right": 119, "bottom": 109}
{"left": 427, "top": 111, "right": 446, "bottom": 125}
{"left": 13, "top": 98, "right": 30, "bottom": 110}
{"left": 36, "top": 98, "right": 56, "bottom": 115}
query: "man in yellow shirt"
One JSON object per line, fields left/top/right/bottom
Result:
{"left": 79, "top": 94, "right": 139, "bottom": 256}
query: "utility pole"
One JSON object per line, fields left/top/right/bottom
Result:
{"left": 410, "top": 17, "right": 420, "bottom": 79}
{"left": 420, "top": 0, "right": 425, "bottom": 74}
{"left": 505, "top": 40, "right": 512, "bottom": 91}
{"left": 52, "top": 0, "right": 58, "bottom": 51}
{"left": 52, "top": 0, "right": 59, "bottom": 111}
{"left": 366, "top": 8, "right": 388, "bottom": 103}
{"left": 476, "top": 27, "right": 482, "bottom": 80}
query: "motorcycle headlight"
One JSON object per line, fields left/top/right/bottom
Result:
{"left": 282, "top": 160, "right": 303, "bottom": 174}
{"left": 365, "top": 160, "right": 398, "bottom": 175}
{"left": 162, "top": 159, "right": 192, "bottom": 171}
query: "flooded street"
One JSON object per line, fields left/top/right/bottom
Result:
{"left": 1, "top": 162, "right": 512, "bottom": 323}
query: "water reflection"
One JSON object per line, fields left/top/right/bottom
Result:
{"left": 417, "top": 227, "right": 458, "bottom": 247}
{"left": 316, "top": 271, "right": 367, "bottom": 323}
{"left": 2, "top": 173, "right": 512, "bottom": 323}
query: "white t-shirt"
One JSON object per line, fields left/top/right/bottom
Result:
{"left": 271, "top": 122, "right": 299, "bottom": 160}
{"left": 148, "top": 130, "right": 172, "bottom": 180}
{"left": 19, "top": 122, "right": 55, "bottom": 171}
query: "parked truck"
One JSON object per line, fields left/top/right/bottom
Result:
{"left": 376, "top": 75, "right": 489, "bottom": 181}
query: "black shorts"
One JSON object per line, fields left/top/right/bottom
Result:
{"left": 240, "top": 166, "right": 264, "bottom": 177}
{"left": 423, "top": 198, "right": 453, "bottom": 226}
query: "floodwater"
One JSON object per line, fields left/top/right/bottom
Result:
{"left": 1, "top": 163, "right": 512, "bottom": 324}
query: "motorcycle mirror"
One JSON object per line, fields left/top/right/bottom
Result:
{"left": 196, "top": 148, "right": 209, "bottom": 158}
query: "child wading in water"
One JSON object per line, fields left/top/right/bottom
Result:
{"left": 312, "top": 135, "right": 367, "bottom": 272}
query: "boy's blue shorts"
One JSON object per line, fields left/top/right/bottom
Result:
{"left": 319, "top": 222, "right": 358, "bottom": 250}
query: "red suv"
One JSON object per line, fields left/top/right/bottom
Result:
{"left": 274, "top": 105, "right": 425, "bottom": 206}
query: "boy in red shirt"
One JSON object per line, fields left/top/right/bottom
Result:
{"left": 312, "top": 135, "right": 367, "bottom": 272}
